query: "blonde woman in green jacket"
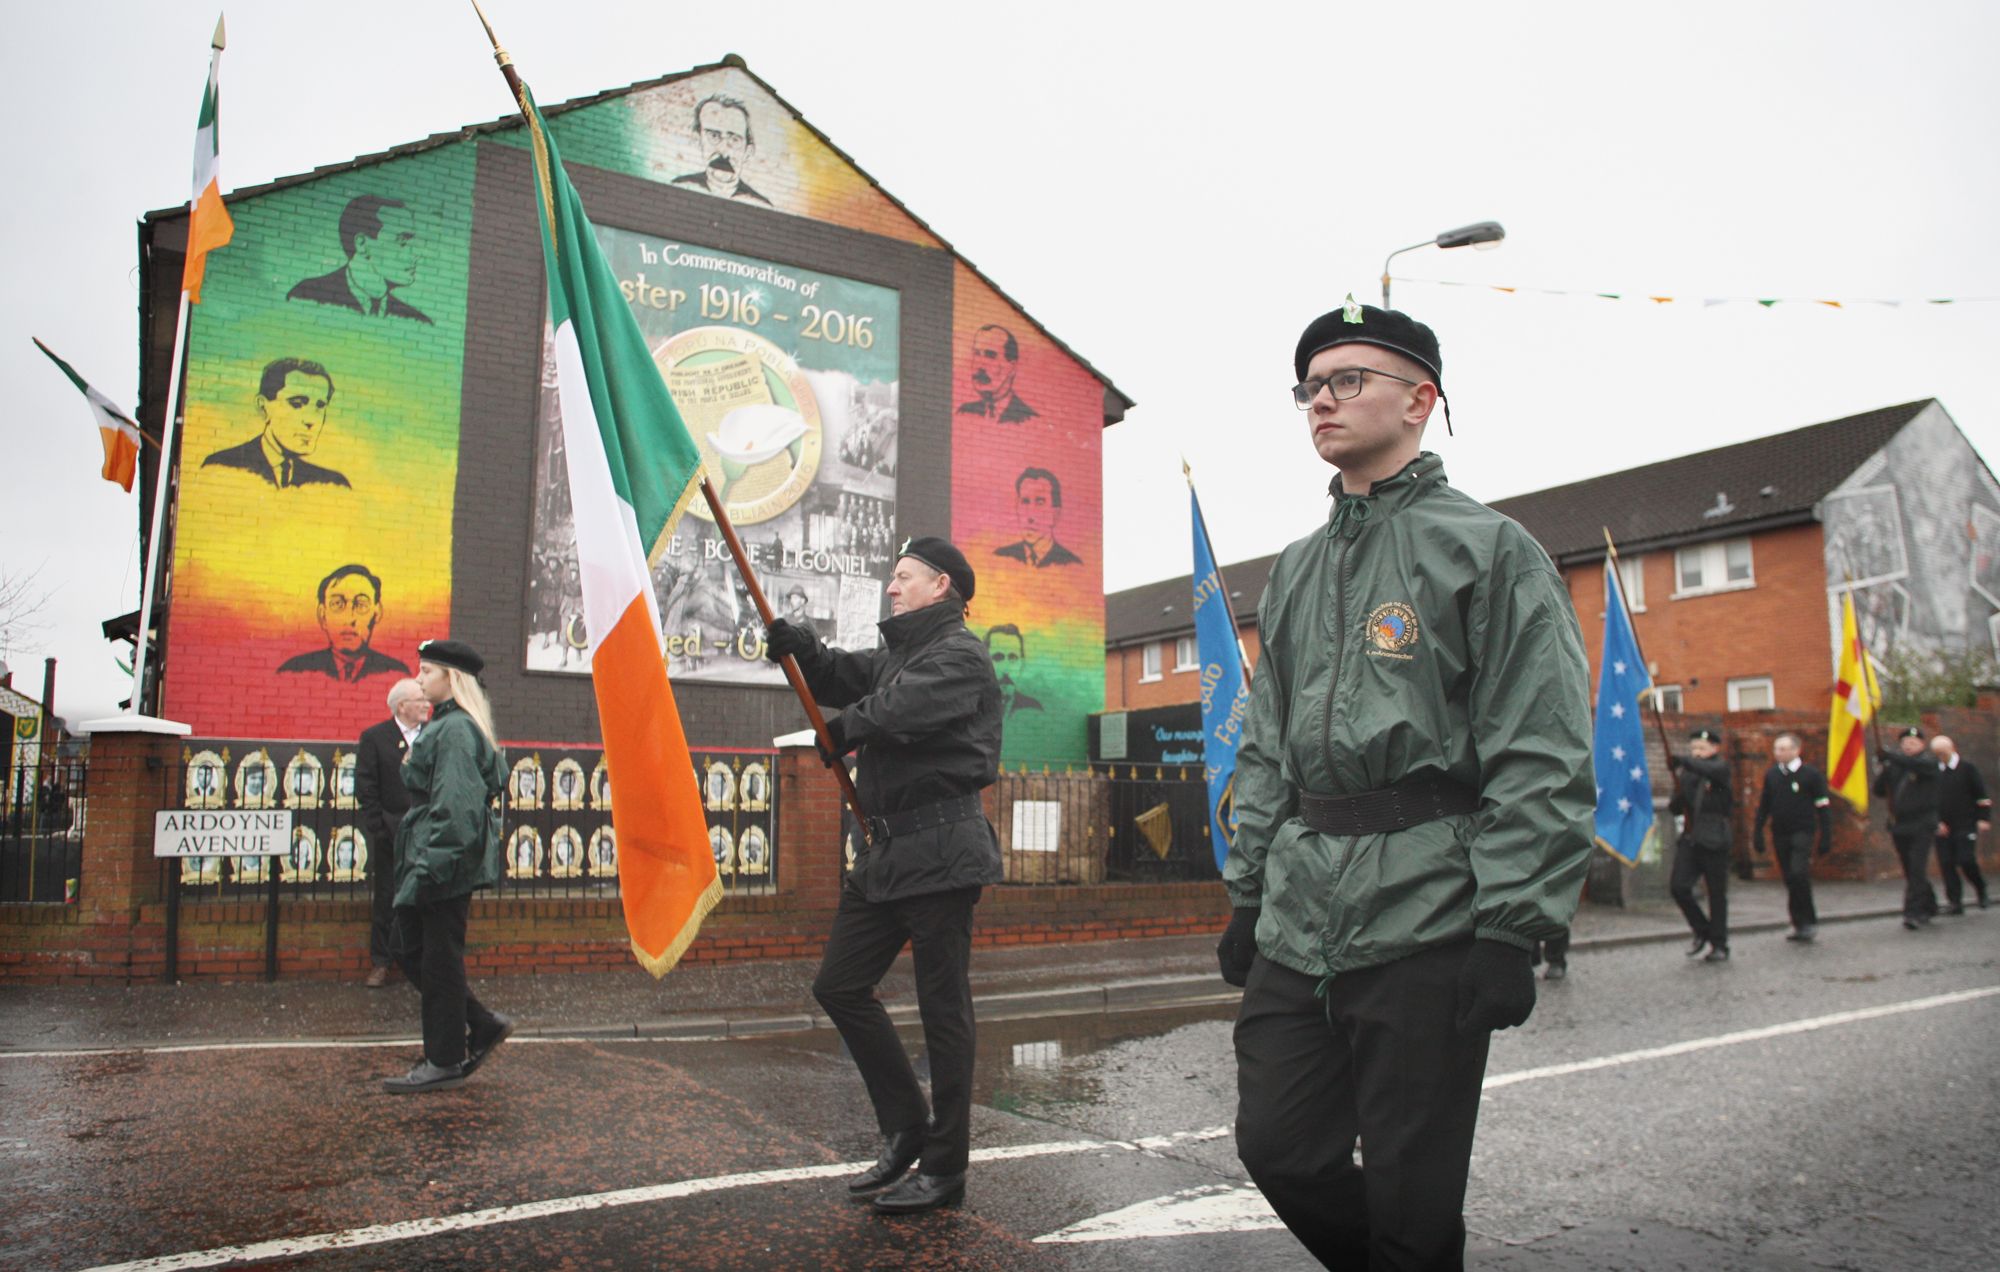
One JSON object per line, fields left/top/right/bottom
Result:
{"left": 384, "top": 639, "right": 511, "bottom": 1095}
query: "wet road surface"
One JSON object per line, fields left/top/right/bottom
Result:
{"left": 3, "top": 909, "right": 1994, "bottom": 1270}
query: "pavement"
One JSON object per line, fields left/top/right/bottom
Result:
{"left": 0, "top": 877, "right": 1911, "bottom": 1055}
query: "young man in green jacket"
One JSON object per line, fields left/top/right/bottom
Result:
{"left": 1216, "top": 303, "right": 1594, "bottom": 1269}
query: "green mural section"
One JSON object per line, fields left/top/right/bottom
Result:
{"left": 164, "top": 146, "right": 475, "bottom": 739}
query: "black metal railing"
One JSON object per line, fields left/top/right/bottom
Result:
{"left": 0, "top": 754, "right": 88, "bottom": 904}
{"left": 990, "top": 765, "right": 1220, "bottom": 885}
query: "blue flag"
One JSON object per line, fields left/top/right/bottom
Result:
{"left": 1594, "top": 559, "right": 1656, "bottom": 864}
{"left": 1190, "top": 485, "right": 1251, "bottom": 869}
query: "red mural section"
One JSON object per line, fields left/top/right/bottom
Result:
{"left": 949, "top": 263, "right": 1105, "bottom": 765}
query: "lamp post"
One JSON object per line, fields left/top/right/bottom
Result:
{"left": 1381, "top": 220, "right": 1506, "bottom": 308}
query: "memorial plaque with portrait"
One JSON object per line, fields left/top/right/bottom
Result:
{"left": 526, "top": 231, "right": 900, "bottom": 681}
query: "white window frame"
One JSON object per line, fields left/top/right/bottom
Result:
{"left": 1139, "top": 643, "right": 1163, "bottom": 683}
{"left": 1616, "top": 554, "right": 1646, "bottom": 613}
{"left": 1173, "top": 634, "right": 1199, "bottom": 672}
{"left": 1652, "top": 685, "right": 1683, "bottom": 712}
{"left": 1672, "top": 537, "right": 1756, "bottom": 599}
{"left": 1726, "top": 676, "right": 1775, "bottom": 711}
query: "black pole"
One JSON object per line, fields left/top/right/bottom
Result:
{"left": 264, "top": 857, "right": 281, "bottom": 982}
{"left": 164, "top": 865, "right": 180, "bottom": 984}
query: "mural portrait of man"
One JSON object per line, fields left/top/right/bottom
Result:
{"left": 994, "top": 467, "right": 1082, "bottom": 568}
{"left": 957, "top": 324, "right": 1037, "bottom": 423}
{"left": 277, "top": 564, "right": 411, "bottom": 683}
{"left": 673, "top": 95, "right": 774, "bottom": 206}
{"left": 202, "top": 359, "right": 350, "bottom": 490}
{"left": 286, "top": 195, "right": 433, "bottom": 323}
{"left": 985, "top": 623, "right": 1045, "bottom": 717}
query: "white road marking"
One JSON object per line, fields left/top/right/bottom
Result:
{"left": 1480, "top": 985, "right": 2000, "bottom": 1090}
{"left": 54, "top": 982, "right": 2000, "bottom": 1269}
{"left": 1034, "top": 1185, "right": 1283, "bottom": 1244}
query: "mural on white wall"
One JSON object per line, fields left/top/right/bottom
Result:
{"left": 1821, "top": 404, "right": 2000, "bottom": 671}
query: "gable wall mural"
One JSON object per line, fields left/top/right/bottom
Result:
{"left": 159, "top": 64, "right": 1105, "bottom": 764}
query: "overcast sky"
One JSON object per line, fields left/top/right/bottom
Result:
{"left": 5, "top": 0, "right": 1998, "bottom": 722}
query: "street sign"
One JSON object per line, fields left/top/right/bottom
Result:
{"left": 154, "top": 809, "right": 292, "bottom": 857}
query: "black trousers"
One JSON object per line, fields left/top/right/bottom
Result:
{"left": 1774, "top": 829, "right": 1818, "bottom": 929}
{"left": 367, "top": 827, "right": 397, "bottom": 968}
{"left": 1670, "top": 838, "right": 1730, "bottom": 948}
{"left": 1936, "top": 825, "right": 1987, "bottom": 907}
{"left": 1892, "top": 832, "right": 1937, "bottom": 921}
{"left": 393, "top": 894, "right": 500, "bottom": 1068}
{"left": 1234, "top": 944, "right": 1490, "bottom": 1271}
{"left": 811, "top": 885, "right": 981, "bottom": 1175}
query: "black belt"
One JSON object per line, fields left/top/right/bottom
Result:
{"left": 869, "top": 794, "right": 984, "bottom": 842}
{"left": 1298, "top": 771, "right": 1479, "bottom": 837}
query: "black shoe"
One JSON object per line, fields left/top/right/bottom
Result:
{"left": 1544, "top": 963, "right": 1567, "bottom": 981}
{"left": 1685, "top": 937, "right": 1709, "bottom": 958}
{"left": 873, "top": 1171, "right": 966, "bottom": 1214}
{"left": 1979, "top": 891, "right": 1990, "bottom": 910}
{"left": 1791, "top": 926, "right": 1817, "bottom": 942}
{"left": 848, "top": 1127, "right": 925, "bottom": 1196}
{"left": 383, "top": 1060, "right": 464, "bottom": 1094}
{"left": 1703, "top": 946, "right": 1731, "bottom": 962}
{"left": 1903, "top": 917, "right": 1921, "bottom": 930}
{"left": 1943, "top": 903, "right": 1966, "bottom": 916}
{"left": 462, "top": 1013, "right": 515, "bottom": 1078}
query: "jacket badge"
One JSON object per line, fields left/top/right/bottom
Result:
{"left": 1367, "top": 602, "right": 1421, "bottom": 659}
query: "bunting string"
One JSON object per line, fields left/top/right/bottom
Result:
{"left": 1392, "top": 276, "right": 2000, "bottom": 309}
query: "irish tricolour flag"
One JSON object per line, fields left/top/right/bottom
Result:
{"left": 519, "top": 85, "right": 721, "bottom": 976}
{"left": 34, "top": 338, "right": 142, "bottom": 492}
{"left": 180, "top": 17, "right": 234, "bottom": 303}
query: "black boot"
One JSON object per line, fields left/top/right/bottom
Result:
{"left": 874, "top": 1171, "right": 966, "bottom": 1214}
{"left": 848, "top": 1127, "right": 924, "bottom": 1196}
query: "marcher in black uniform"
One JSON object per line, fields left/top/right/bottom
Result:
{"left": 1753, "top": 732, "right": 1833, "bottom": 941}
{"left": 766, "top": 537, "right": 1004, "bottom": 1215}
{"left": 1669, "top": 728, "right": 1734, "bottom": 961}
{"left": 1874, "top": 726, "right": 1942, "bottom": 929}
{"left": 1929, "top": 734, "right": 1991, "bottom": 913}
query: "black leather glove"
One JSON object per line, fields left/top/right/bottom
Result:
{"left": 763, "top": 619, "right": 814, "bottom": 664}
{"left": 1816, "top": 835, "right": 1832, "bottom": 858}
{"left": 1753, "top": 833, "right": 1767, "bottom": 856}
{"left": 1216, "top": 907, "right": 1259, "bottom": 987}
{"left": 1455, "top": 940, "right": 1537, "bottom": 1035}
{"left": 814, "top": 715, "right": 851, "bottom": 768}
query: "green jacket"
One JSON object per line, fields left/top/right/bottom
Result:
{"left": 394, "top": 700, "right": 505, "bottom": 907}
{"left": 1223, "top": 453, "right": 1594, "bottom": 976}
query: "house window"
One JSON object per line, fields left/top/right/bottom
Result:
{"left": 1652, "top": 685, "right": 1683, "bottom": 712}
{"left": 1674, "top": 537, "right": 1755, "bottom": 598}
{"left": 1617, "top": 555, "right": 1646, "bottom": 613}
{"left": 1174, "top": 635, "right": 1199, "bottom": 672}
{"left": 1727, "top": 676, "right": 1775, "bottom": 711}
{"left": 1140, "top": 643, "right": 1162, "bottom": 682}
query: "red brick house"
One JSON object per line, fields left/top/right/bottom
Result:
{"left": 1106, "top": 399, "right": 2000, "bottom": 718}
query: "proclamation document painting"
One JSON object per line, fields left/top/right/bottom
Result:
{"left": 527, "top": 229, "right": 901, "bottom": 684}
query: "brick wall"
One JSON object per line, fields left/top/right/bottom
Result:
{"left": 1107, "top": 627, "right": 1263, "bottom": 712}
{"left": 1564, "top": 523, "right": 1833, "bottom": 716}
{"left": 3, "top": 742, "right": 1226, "bottom": 985}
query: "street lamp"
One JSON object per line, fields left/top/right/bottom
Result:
{"left": 1380, "top": 220, "right": 1506, "bottom": 308}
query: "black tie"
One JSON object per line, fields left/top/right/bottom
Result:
{"left": 280, "top": 457, "right": 294, "bottom": 488}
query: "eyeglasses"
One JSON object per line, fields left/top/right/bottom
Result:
{"left": 1291, "top": 367, "right": 1422, "bottom": 409}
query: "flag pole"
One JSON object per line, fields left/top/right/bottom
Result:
{"left": 130, "top": 17, "right": 226, "bottom": 714}
{"left": 1602, "top": 529, "right": 1674, "bottom": 761}
{"left": 466, "top": 0, "right": 872, "bottom": 839}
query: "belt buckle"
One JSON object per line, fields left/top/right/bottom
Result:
{"left": 866, "top": 816, "right": 891, "bottom": 845}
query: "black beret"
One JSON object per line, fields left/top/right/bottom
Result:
{"left": 1689, "top": 728, "right": 1721, "bottom": 743}
{"left": 897, "top": 535, "right": 975, "bottom": 603}
{"left": 1898, "top": 725, "right": 1924, "bottom": 740}
{"left": 418, "top": 638, "right": 485, "bottom": 677}
{"left": 1294, "top": 302, "right": 1444, "bottom": 387}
